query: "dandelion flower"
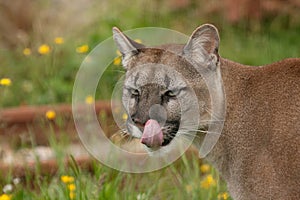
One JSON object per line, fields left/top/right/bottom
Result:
{"left": 45, "top": 110, "right": 56, "bottom": 120}
{"left": 54, "top": 37, "right": 64, "bottom": 44}
{"left": 68, "top": 183, "right": 76, "bottom": 191}
{"left": 13, "top": 178, "right": 21, "bottom": 185}
{"left": 218, "top": 192, "right": 229, "bottom": 200}
{"left": 38, "top": 44, "right": 51, "bottom": 55}
{"left": 0, "top": 78, "right": 12, "bottom": 86}
{"left": 61, "top": 175, "right": 74, "bottom": 184}
{"left": 69, "top": 192, "right": 75, "bottom": 200}
{"left": 2, "top": 184, "right": 13, "bottom": 193}
{"left": 200, "top": 174, "right": 216, "bottom": 189}
{"left": 76, "top": 44, "right": 89, "bottom": 54}
{"left": 113, "top": 57, "right": 121, "bottom": 65}
{"left": 122, "top": 113, "right": 128, "bottom": 121}
{"left": 85, "top": 95, "right": 94, "bottom": 104}
{"left": 200, "top": 164, "right": 210, "bottom": 173}
{"left": 134, "top": 39, "right": 142, "bottom": 44}
{"left": 0, "top": 194, "right": 12, "bottom": 200}
{"left": 23, "top": 48, "right": 31, "bottom": 56}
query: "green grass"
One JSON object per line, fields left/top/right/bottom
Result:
{"left": 1, "top": 26, "right": 299, "bottom": 107}
{"left": 220, "top": 27, "right": 300, "bottom": 65}
{"left": 1, "top": 146, "right": 231, "bottom": 200}
{"left": 0, "top": 1, "right": 299, "bottom": 107}
{"left": 0, "top": 118, "right": 231, "bottom": 199}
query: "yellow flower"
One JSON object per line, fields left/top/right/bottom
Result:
{"left": 38, "top": 44, "right": 51, "bottom": 55}
{"left": 218, "top": 192, "right": 229, "bottom": 200}
{"left": 68, "top": 183, "right": 76, "bottom": 191}
{"left": 23, "top": 48, "right": 31, "bottom": 56}
{"left": 134, "top": 39, "right": 142, "bottom": 44}
{"left": 45, "top": 110, "right": 56, "bottom": 120}
{"left": 200, "top": 164, "right": 210, "bottom": 173}
{"left": 69, "top": 192, "right": 75, "bottom": 200}
{"left": 113, "top": 57, "right": 121, "bottom": 65}
{"left": 61, "top": 175, "right": 74, "bottom": 184}
{"left": 122, "top": 113, "right": 128, "bottom": 120}
{"left": 54, "top": 37, "right": 64, "bottom": 44}
{"left": 0, "top": 194, "right": 12, "bottom": 200}
{"left": 76, "top": 44, "right": 89, "bottom": 54}
{"left": 200, "top": 174, "right": 216, "bottom": 189}
{"left": 0, "top": 78, "right": 12, "bottom": 86}
{"left": 85, "top": 95, "right": 94, "bottom": 104}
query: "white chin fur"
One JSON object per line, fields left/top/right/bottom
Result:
{"left": 128, "top": 123, "right": 143, "bottom": 138}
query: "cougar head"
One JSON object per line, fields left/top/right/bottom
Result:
{"left": 113, "top": 24, "right": 224, "bottom": 154}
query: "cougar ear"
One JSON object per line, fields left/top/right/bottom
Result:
{"left": 183, "top": 24, "right": 220, "bottom": 70}
{"left": 112, "top": 27, "right": 145, "bottom": 68}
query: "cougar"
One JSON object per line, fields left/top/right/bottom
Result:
{"left": 112, "top": 24, "right": 300, "bottom": 200}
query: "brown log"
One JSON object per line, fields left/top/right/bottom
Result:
{"left": 0, "top": 101, "right": 114, "bottom": 146}
{"left": 0, "top": 155, "right": 94, "bottom": 178}
{"left": 0, "top": 101, "right": 111, "bottom": 124}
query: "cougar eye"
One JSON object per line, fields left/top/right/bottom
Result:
{"left": 164, "top": 90, "right": 176, "bottom": 98}
{"left": 130, "top": 89, "right": 139, "bottom": 97}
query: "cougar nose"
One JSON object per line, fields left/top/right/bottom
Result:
{"left": 149, "top": 104, "right": 167, "bottom": 127}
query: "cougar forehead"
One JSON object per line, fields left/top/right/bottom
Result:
{"left": 125, "top": 48, "right": 183, "bottom": 69}
{"left": 125, "top": 48, "right": 204, "bottom": 86}
{"left": 124, "top": 63, "right": 187, "bottom": 89}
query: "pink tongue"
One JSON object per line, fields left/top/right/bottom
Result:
{"left": 141, "top": 119, "right": 163, "bottom": 147}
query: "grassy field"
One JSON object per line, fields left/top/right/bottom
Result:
{"left": 0, "top": 140, "right": 231, "bottom": 200}
{"left": 0, "top": 0, "right": 299, "bottom": 199}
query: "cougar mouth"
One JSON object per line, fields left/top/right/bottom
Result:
{"left": 127, "top": 119, "right": 180, "bottom": 149}
{"left": 160, "top": 121, "right": 180, "bottom": 146}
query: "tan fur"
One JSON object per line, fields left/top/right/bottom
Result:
{"left": 211, "top": 58, "right": 300, "bottom": 200}
{"left": 113, "top": 25, "right": 300, "bottom": 200}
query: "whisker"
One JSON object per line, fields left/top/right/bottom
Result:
{"left": 177, "top": 134, "right": 202, "bottom": 141}
{"left": 173, "top": 134, "right": 196, "bottom": 144}
{"left": 178, "top": 129, "right": 215, "bottom": 139}
{"left": 178, "top": 130, "right": 204, "bottom": 134}
{"left": 179, "top": 129, "right": 221, "bottom": 135}
{"left": 199, "top": 119, "right": 225, "bottom": 123}
{"left": 204, "top": 107, "right": 223, "bottom": 120}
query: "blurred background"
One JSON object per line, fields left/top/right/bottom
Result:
{"left": 0, "top": 1, "right": 299, "bottom": 199}
{"left": 0, "top": 0, "right": 299, "bottom": 107}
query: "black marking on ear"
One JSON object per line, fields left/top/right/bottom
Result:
{"left": 214, "top": 47, "right": 220, "bottom": 64}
